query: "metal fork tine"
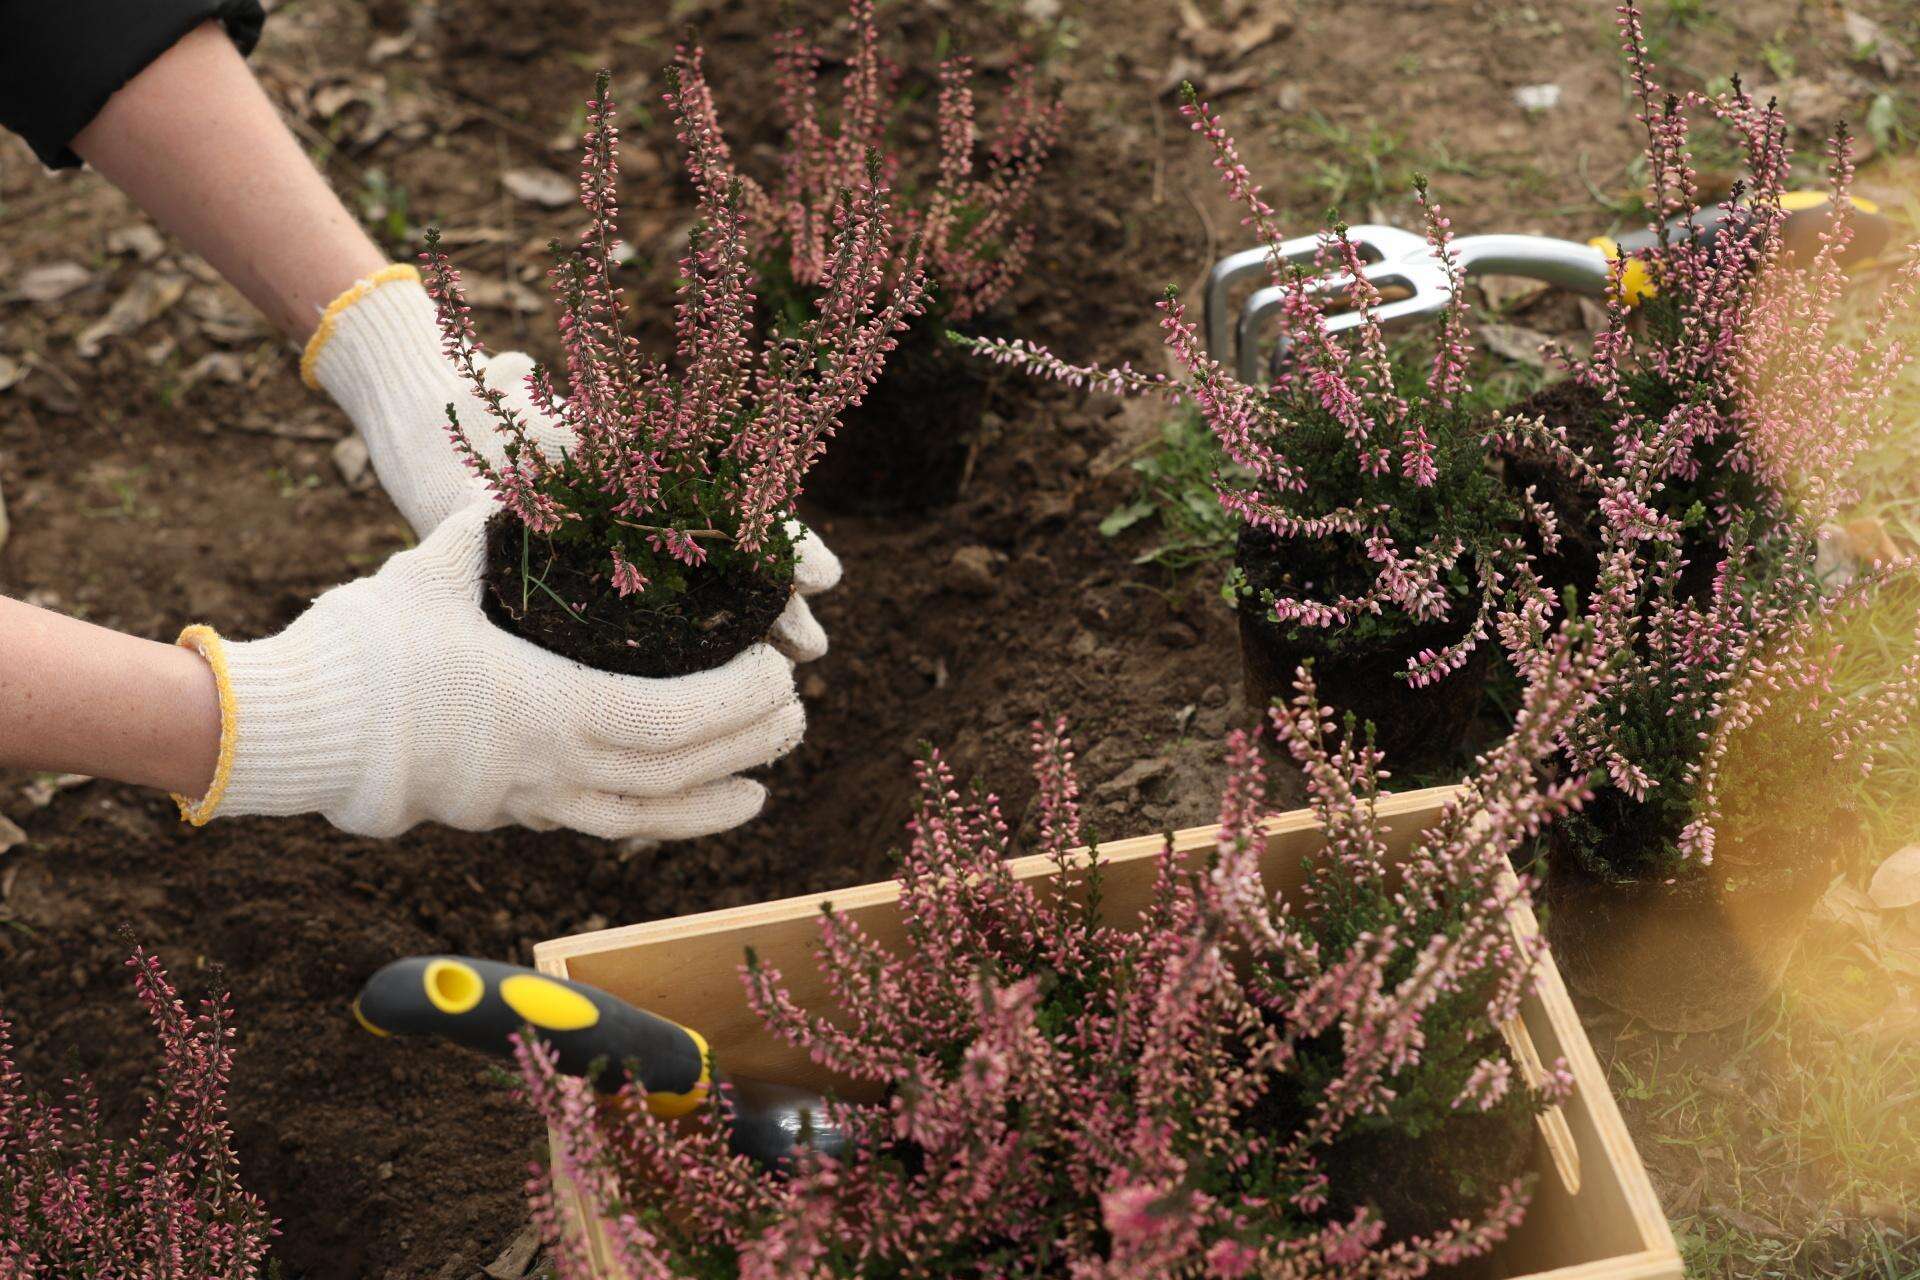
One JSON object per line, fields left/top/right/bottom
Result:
{"left": 1319, "top": 290, "right": 1448, "bottom": 334}
{"left": 1203, "top": 229, "right": 1387, "bottom": 361}
{"left": 1204, "top": 247, "right": 1275, "bottom": 361}
{"left": 1234, "top": 259, "right": 1447, "bottom": 383}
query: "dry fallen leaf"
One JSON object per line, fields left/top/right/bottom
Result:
{"left": 0, "top": 815, "right": 23, "bottom": 855}
{"left": 1842, "top": 10, "right": 1908, "bottom": 76}
{"left": 1476, "top": 322, "right": 1556, "bottom": 368}
{"left": 1869, "top": 844, "right": 1920, "bottom": 911}
{"left": 368, "top": 31, "right": 415, "bottom": 62}
{"left": 0, "top": 353, "right": 25, "bottom": 393}
{"left": 75, "top": 273, "right": 189, "bottom": 359}
{"left": 1843, "top": 515, "right": 1900, "bottom": 565}
{"left": 462, "top": 276, "right": 545, "bottom": 314}
{"left": 184, "top": 285, "right": 268, "bottom": 345}
{"left": 1513, "top": 83, "right": 1562, "bottom": 112}
{"left": 502, "top": 167, "right": 576, "bottom": 209}
{"left": 107, "top": 225, "right": 166, "bottom": 263}
{"left": 18, "top": 262, "right": 92, "bottom": 304}
{"left": 179, "top": 352, "right": 248, "bottom": 391}
{"left": 1477, "top": 276, "right": 1551, "bottom": 313}
{"left": 22, "top": 773, "right": 91, "bottom": 809}
{"left": 332, "top": 434, "right": 374, "bottom": 491}
{"left": 232, "top": 408, "right": 343, "bottom": 441}
{"left": 1815, "top": 874, "right": 1884, "bottom": 938}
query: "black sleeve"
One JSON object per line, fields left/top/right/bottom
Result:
{"left": 0, "top": 0, "right": 267, "bottom": 170}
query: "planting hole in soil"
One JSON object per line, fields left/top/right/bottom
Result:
{"left": 800, "top": 320, "right": 992, "bottom": 515}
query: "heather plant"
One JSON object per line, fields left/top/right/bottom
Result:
{"left": 0, "top": 947, "right": 275, "bottom": 1278}
{"left": 1499, "top": 7, "right": 1918, "bottom": 601}
{"left": 1504, "top": 4, "right": 1920, "bottom": 886}
{"left": 421, "top": 66, "right": 925, "bottom": 660}
{"left": 964, "top": 90, "right": 1542, "bottom": 693}
{"left": 512, "top": 606, "right": 1627, "bottom": 1278}
{"left": 689, "top": 0, "right": 1061, "bottom": 329}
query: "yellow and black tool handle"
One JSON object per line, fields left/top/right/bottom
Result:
{"left": 353, "top": 956, "right": 712, "bottom": 1118}
{"left": 1600, "top": 191, "right": 1895, "bottom": 277}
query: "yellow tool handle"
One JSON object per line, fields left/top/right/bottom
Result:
{"left": 353, "top": 956, "right": 712, "bottom": 1118}
{"left": 1591, "top": 192, "right": 1897, "bottom": 303}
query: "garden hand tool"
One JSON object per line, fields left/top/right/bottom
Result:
{"left": 354, "top": 956, "right": 848, "bottom": 1168}
{"left": 169, "top": 498, "right": 805, "bottom": 839}
{"left": 302, "top": 265, "right": 841, "bottom": 667}
{"left": 1206, "top": 193, "right": 1899, "bottom": 382}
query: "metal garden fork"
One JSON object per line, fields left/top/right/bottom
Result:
{"left": 1204, "top": 194, "right": 1901, "bottom": 382}
{"left": 1203, "top": 224, "right": 1611, "bottom": 382}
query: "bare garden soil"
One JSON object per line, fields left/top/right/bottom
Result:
{"left": 3, "top": 0, "right": 1918, "bottom": 1275}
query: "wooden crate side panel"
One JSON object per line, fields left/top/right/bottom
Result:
{"left": 537, "top": 787, "right": 1457, "bottom": 1094}
{"left": 1490, "top": 891, "right": 1681, "bottom": 1278}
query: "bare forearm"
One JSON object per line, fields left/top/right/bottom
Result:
{"left": 70, "top": 21, "right": 387, "bottom": 341}
{"left": 0, "top": 596, "right": 219, "bottom": 798}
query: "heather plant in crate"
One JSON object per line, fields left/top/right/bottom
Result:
{"left": 0, "top": 947, "right": 275, "bottom": 1277}
{"left": 421, "top": 67, "right": 926, "bottom": 677}
{"left": 1496, "top": 6, "right": 1920, "bottom": 1030}
{"left": 677, "top": 0, "right": 1061, "bottom": 512}
{"left": 966, "top": 90, "right": 1541, "bottom": 766}
{"left": 513, "top": 610, "right": 1626, "bottom": 1277}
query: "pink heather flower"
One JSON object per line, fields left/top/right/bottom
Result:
{"left": 1524, "top": 8, "right": 1920, "bottom": 873}
{"left": 522, "top": 618, "right": 1621, "bottom": 1273}
{"left": 722, "top": 0, "right": 1060, "bottom": 323}
{"left": 423, "top": 66, "right": 927, "bottom": 599}
{"left": 608, "top": 545, "right": 647, "bottom": 597}
{"left": 0, "top": 947, "right": 277, "bottom": 1277}
{"left": 1454, "top": 1055, "right": 1515, "bottom": 1112}
{"left": 1205, "top": 1238, "right": 1260, "bottom": 1278}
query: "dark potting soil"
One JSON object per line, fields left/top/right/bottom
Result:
{"left": 1496, "top": 378, "right": 1755, "bottom": 607}
{"left": 480, "top": 511, "right": 793, "bottom": 679}
{"left": 801, "top": 315, "right": 992, "bottom": 516}
{"left": 1245, "top": 1050, "right": 1536, "bottom": 1259}
{"left": 1234, "top": 523, "right": 1494, "bottom": 770}
{"left": 1497, "top": 379, "right": 1614, "bottom": 601}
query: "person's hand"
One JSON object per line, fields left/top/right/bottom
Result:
{"left": 172, "top": 500, "right": 805, "bottom": 840}
{"left": 302, "top": 265, "right": 574, "bottom": 538}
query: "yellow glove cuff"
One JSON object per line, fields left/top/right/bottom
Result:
{"left": 172, "top": 624, "right": 238, "bottom": 826}
{"left": 300, "top": 263, "right": 422, "bottom": 390}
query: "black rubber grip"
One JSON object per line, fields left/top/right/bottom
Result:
{"left": 1612, "top": 198, "right": 1895, "bottom": 267}
{"left": 354, "top": 956, "right": 708, "bottom": 1103}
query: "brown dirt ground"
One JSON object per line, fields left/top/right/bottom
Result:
{"left": 3, "top": 0, "right": 1917, "bottom": 1275}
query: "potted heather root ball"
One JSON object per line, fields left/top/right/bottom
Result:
{"left": 1544, "top": 549, "right": 1920, "bottom": 1032}
{"left": 966, "top": 93, "right": 1543, "bottom": 769}
{"left": 1501, "top": 12, "right": 1920, "bottom": 1032}
{"left": 507, "top": 614, "right": 1658, "bottom": 1278}
{"left": 677, "top": 0, "right": 1061, "bottom": 513}
{"left": 420, "top": 67, "right": 926, "bottom": 677}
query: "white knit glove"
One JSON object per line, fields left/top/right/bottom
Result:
{"left": 302, "top": 265, "right": 571, "bottom": 538}
{"left": 172, "top": 501, "right": 806, "bottom": 840}
{"left": 300, "top": 265, "right": 841, "bottom": 664}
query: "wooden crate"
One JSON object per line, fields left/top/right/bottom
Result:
{"left": 536, "top": 785, "right": 1681, "bottom": 1279}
